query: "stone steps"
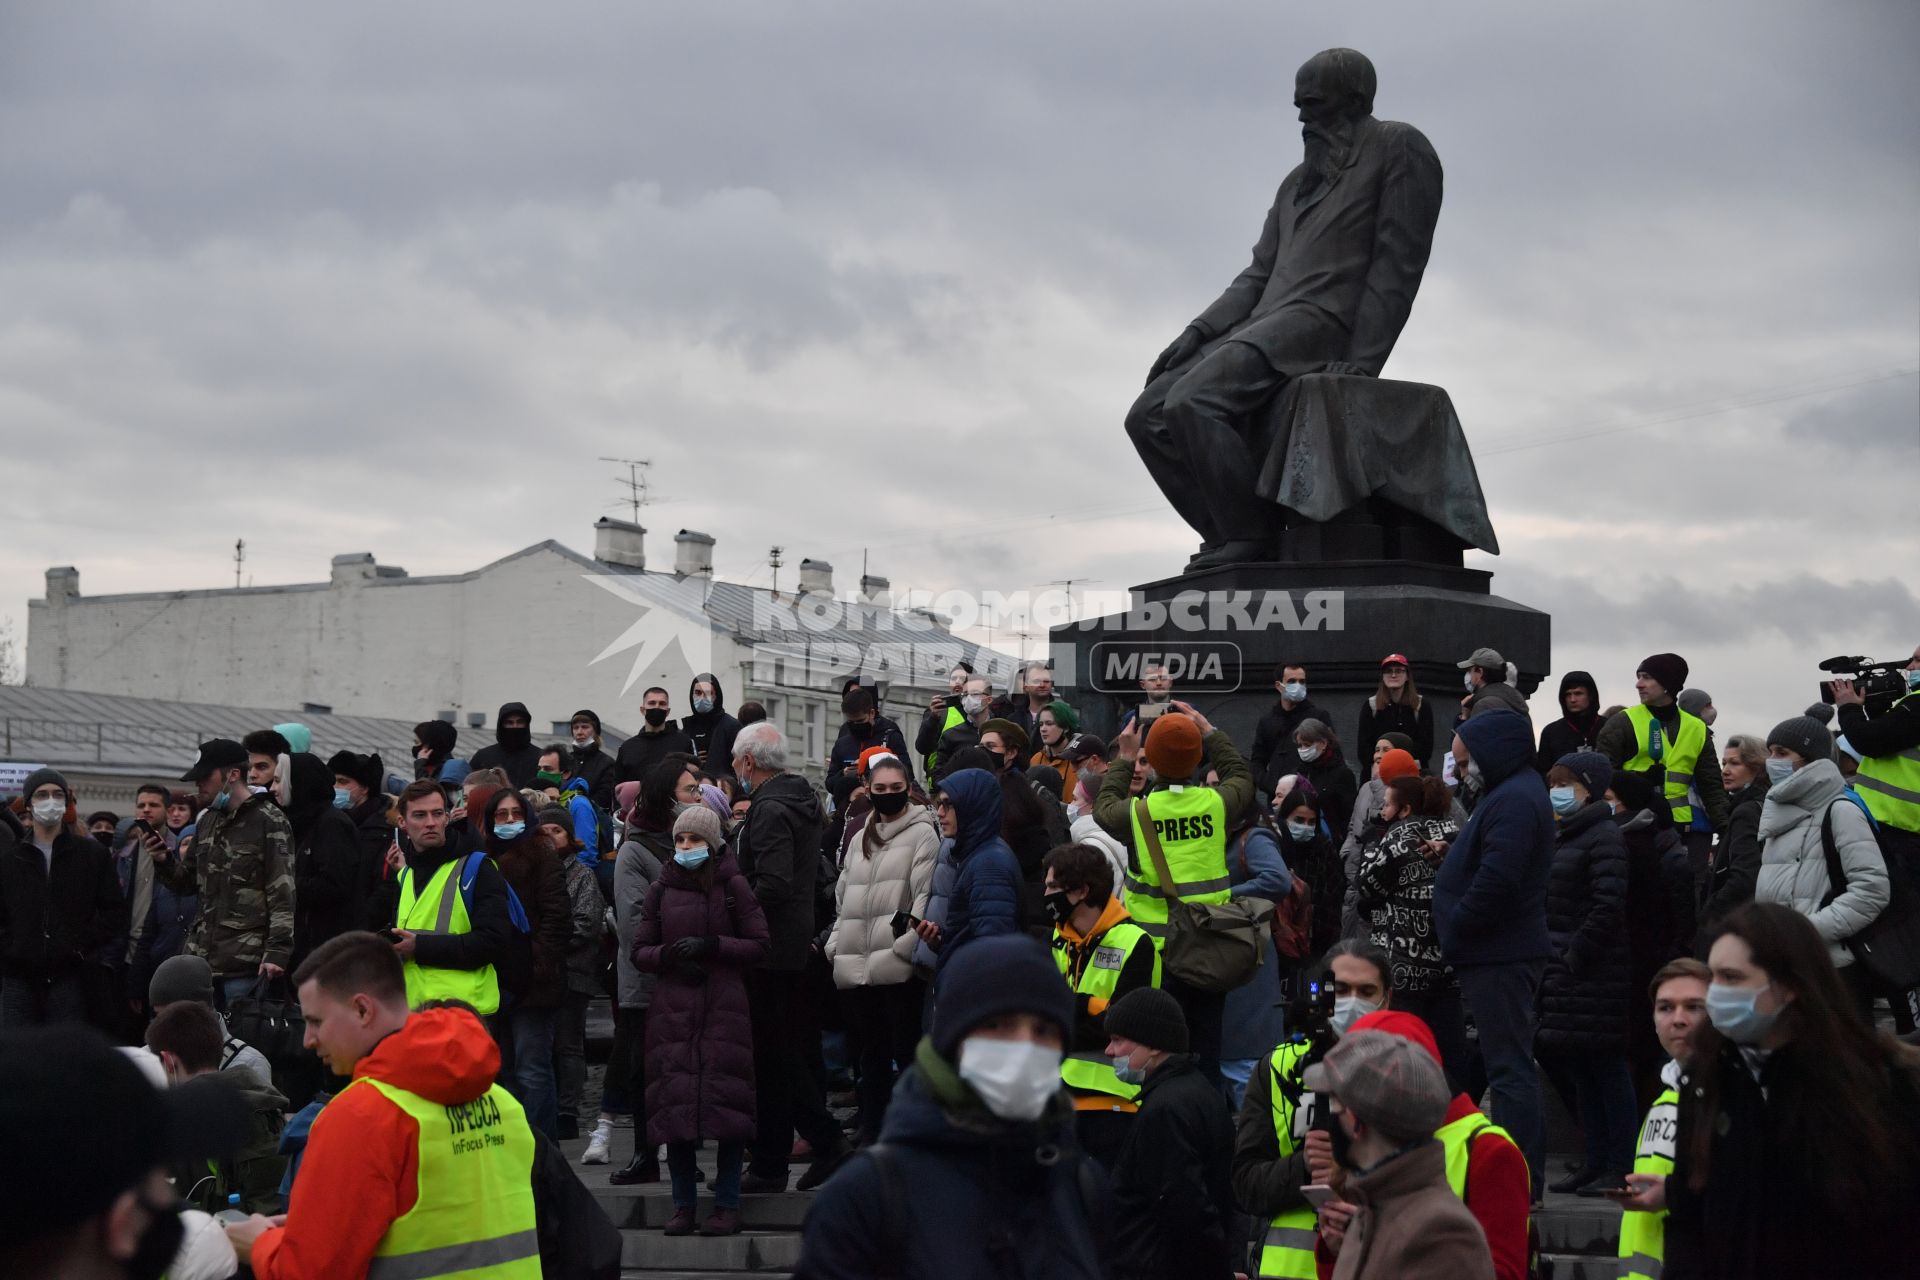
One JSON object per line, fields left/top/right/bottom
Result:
{"left": 563, "top": 1128, "right": 1627, "bottom": 1278}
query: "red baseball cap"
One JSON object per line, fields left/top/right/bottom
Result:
{"left": 1380, "top": 653, "right": 1410, "bottom": 668}
{"left": 1349, "top": 1009, "right": 1442, "bottom": 1067}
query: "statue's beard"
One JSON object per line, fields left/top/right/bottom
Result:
{"left": 1298, "top": 121, "right": 1353, "bottom": 199}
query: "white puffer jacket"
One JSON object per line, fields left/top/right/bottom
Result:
{"left": 826, "top": 805, "right": 941, "bottom": 988}
{"left": 1754, "top": 760, "right": 1890, "bottom": 968}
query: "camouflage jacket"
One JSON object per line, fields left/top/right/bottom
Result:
{"left": 161, "top": 792, "right": 296, "bottom": 974}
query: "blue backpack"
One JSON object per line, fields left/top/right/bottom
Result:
{"left": 458, "top": 851, "right": 532, "bottom": 933}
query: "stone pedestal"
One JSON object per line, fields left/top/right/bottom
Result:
{"left": 1051, "top": 559, "right": 1549, "bottom": 773}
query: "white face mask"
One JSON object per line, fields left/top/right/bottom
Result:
{"left": 1283, "top": 681, "right": 1307, "bottom": 702}
{"left": 1331, "top": 994, "right": 1381, "bottom": 1036}
{"left": 31, "top": 797, "right": 66, "bottom": 826}
{"left": 1297, "top": 744, "right": 1322, "bottom": 763}
{"left": 957, "top": 1036, "right": 1063, "bottom": 1122}
{"left": 962, "top": 694, "right": 986, "bottom": 717}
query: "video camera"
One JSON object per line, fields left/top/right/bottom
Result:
{"left": 1819, "top": 655, "right": 1912, "bottom": 719}
{"left": 1284, "top": 971, "right": 1339, "bottom": 1063}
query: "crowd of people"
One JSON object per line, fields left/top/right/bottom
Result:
{"left": 5, "top": 645, "right": 1920, "bottom": 1280}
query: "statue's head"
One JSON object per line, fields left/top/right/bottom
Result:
{"left": 1294, "top": 48, "right": 1376, "bottom": 128}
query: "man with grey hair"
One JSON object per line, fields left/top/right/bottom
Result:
{"left": 731, "top": 723, "right": 848, "bottom": 1192}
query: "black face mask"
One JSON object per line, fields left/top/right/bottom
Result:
{"left": 1326, "top": 1112, "right": 1358, "bottom": 1171}
{"left": 1043, "top": 890, "right": 1077, "bottom": 925}
{"left": 644, "top": 708, "right": 669, "bottom": 728}
{"left": 870, "top": 790, "right": 910, "bottom": 818}
{"left": 125, "top": 1195, "right": 186, "bottom": 1280}
{"left": 497, "top": 723, "right": 532, "bottom": 752}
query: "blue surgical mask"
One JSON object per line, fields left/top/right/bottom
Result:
{"left": 1283, "top": 681, "right": 1307, "bottom": 702}
{"left": 1286, "top": 820, "right": 1318, "bottom": 842}
{"left": 332, "top": 787, "right": 354, "bottom": 810}
{"left": 674, "top": 845, "right": 710, "bottom": 870}
{"left": 735, "top": 771, "right": 753, "bottom": 796}
{"left": 1549, "top": 786, "right": 1581, "bottom": 816}
{"left": 209, "top": 788, "right": 232, "bottom": 811}
{"left": 1907, "top": 668, "right": 1920, "bottom": 692}
{"left": 1706, "top": 981, "right": 1781, "bottom": 1045}
{"left": 1111, "top": 1053, "right": 1147, "bottom": 1087}
{"left": 493, "top": 820, "right": 526, "bottom": 840}
{"left": 692, "top": 697, "right": 715, "bottom": 715}
{"left": 1765, "top": 756, "right": 1796, "bottom": 785}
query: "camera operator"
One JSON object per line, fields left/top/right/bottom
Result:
{"left": 1230, "top": 940, "right": 1384, "bottom": 1280}
{"left": 1831, "top": 643, "right": 1920, "bottom": 870}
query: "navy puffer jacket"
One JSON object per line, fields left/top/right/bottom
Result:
{"left": 1433, "top": 710, "right": 1555, "bottom": 965}
{"left": 1537, "top": 800, "right": 1631, "bottom": 1051}
{"left": 935, "top": 769, "right": 1023, "bottom": 969}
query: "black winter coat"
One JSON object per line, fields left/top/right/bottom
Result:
{"left": 1356, "top": 695, "right": 1435, "bottom": 769}
{"left": 614, "top": 725, "right": 699, "bottom": 786}
{"left": 733, "top": 771, "right": 825, "bottom": 971}
{"left": 1295, "top": 749, "right": 1359, "bottom": 847}
{"left": 565, "top": 744, "right": 618, "bottom": 813}
{"left": 1665, "top": 1040, "right": 1920, "bottom": 1279}
{"left": 1278, "top": 828, "right": 1343, "bottom": 958}
{"left": 1110, "top": 1055, "right": 1237, "bottom": 1280}
{"left": 402, "top": 843, "right": 516, "bottom": 977}
{"left": 825, "top": 715, "right": 912, "bottom": 806}
{"left": 291, "top": 807, "right": 366, "bottom": 968}
{"left": 1698, "top": 780, "right": 1766, "bottom": 946}
{"left": 0, "top": 827, "right": 124, "bottom": 979}
{"left": 1251, "top": 697, "right": 1326, "bottom": 798}
{"left": 491, "top": 835, "right": 573, "bottom": 1010}
{"left": 1536, "top": 800, "right": 1630, "bottom": 1052}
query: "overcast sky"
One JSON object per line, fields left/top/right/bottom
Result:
{"left": 2, "top": 1, "right": 1916, "bottom": 738}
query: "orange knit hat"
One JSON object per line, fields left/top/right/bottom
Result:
{"left": 1143, "top": 713, "right": 1205, "bottom": 779}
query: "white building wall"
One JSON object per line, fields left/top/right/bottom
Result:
{"left": 26, "top": 545, "right": 949, "bottom": 784}
{"left": 27, "top": 546, "right": 733, "bottom": 742}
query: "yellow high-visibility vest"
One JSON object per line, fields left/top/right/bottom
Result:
{"left": 397, "top": 857, "right": 501, "bottom": 1016}
{"left": 1051, "top": 917, "right": 1161, "bottom": 1108}
{"left": 1854, "top": 691, "right": 1920, "bottom": 835}
{"left": 1617, "top": 1086, "right": 1678, "bottom": 1280}
{"left": 1125, "top": 787, "right": 1231, "bottom": 944}
{"left": 1255, "top": 1041, "right": 1319, "bottom": 1280}
{"left": 344, "top": 1075, "right": 540, "bottom": 1280}
{"left": 1625, "top": 704, "right": 1709, "bottom": 825}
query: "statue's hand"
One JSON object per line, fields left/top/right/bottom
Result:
{"left": 1147, "top": 327, "right": 1204, "bottom": 385}
{"left": 1313, "top": 361, "right": 1372, "bottom": 377}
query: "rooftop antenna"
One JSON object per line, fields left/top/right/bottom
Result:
{"left": 768, "top": 545, "right": 785, "bottom": 597}
{"left": 233, "top": 538, "right": 246, "bottom": 589}
{"left": 1049, "top": 577, "right": 1102, "bottom": 625}
{"left": 597, "top": 457, "right": 671, "bottom": 524}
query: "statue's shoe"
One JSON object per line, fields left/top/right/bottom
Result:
{"left": 1185, "top": 540, "right": 1268, "bottom": 571}
{"left": 1185, "top": 541, "right": 1221, "bottom": 568}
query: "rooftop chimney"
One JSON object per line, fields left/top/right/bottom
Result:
{"left": 674, "top": 529, "right": 715, "bottom": 577}
{"left": 331, "top": 553, "right": 376, "bottom": 585}
{"left": 859, "top": 574, "right": 891, "bottom": 606}
{"left": 595, "top": 517, "right": 647, "bottom": 571}
{"left": 798, "top": 558, "right": 834, "bottom": 596}
{"left": 45, "top": 566, "right": 79, "bottom": 605}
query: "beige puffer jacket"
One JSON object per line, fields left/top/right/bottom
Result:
{"left": 826, "top": 805, "right": 941, "bottom": 988}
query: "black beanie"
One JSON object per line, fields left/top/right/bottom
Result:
{"left": 1104, "top": 987, "right": 1189, "bottom": 1054}
{"left": 326, "top": 750, "right": 383, "bottom": 795}
{"left": 571, "top": 709, "right": 602, "bottom": 735}
{"left": 18, "top": 767, "right": 72, "bottom": 804}
{"left": 930, "top": 935, "right": 1074, "bottom": 1060}
{"left": 414, "top": 720, "right": 457, "bottom": 757}
{"left": 1637, "top": 654, "right": 1689, "bottom": 698}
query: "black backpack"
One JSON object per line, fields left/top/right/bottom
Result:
{"left": 530, "top": 1130, "right": 621, "bottom": 1279}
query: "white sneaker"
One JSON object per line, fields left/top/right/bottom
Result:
{"left": 582, "top": 1122, "right": 612, "bottom": 1165}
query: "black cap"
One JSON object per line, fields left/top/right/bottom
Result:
{"left": 1061, "top": 733, "right": 1108, "bottom": 764}
{"left": 181, "top": 737, "right": 248, "bottom": 782}
{"left": 0, "top": 1025, "right": 249, "bottom": 1241}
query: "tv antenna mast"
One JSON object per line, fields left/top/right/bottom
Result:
{"left": 233, "top": 538, "right": 246, "bottom": 589}
{"left": 598, "top": 457, "right": 675, "bottom": 524}
{"left": 768, "top": 546, "right": 785, "bottom": 597}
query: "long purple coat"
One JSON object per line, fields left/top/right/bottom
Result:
{"left": 631, "top": 848, "right": 769, "bottom": 1145}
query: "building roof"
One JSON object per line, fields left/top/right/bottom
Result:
{"left": 0, "top": 685, "right": 423, "bottom": 780}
